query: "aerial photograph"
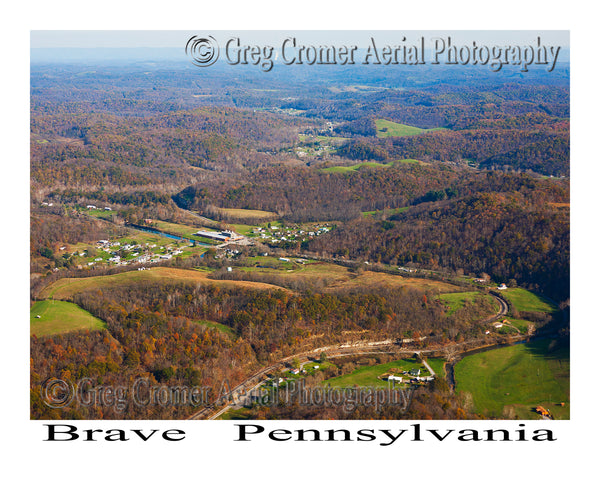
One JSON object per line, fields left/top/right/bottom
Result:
{"left": 29, "top": 30, "right": 570, "bottom": 421}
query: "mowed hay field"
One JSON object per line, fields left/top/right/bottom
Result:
{"left": 454, "top": 338, "right": 569, "bottom": 419}
{"left": 39, "top": 267, "right": 290, "bottom": 301}
{"left": 31, "top": 300, "right": 105, "bottom": 336}
{"left": 239, "top": 260, "right": 462, "bottom": 294}
{"left": 337, "top": 270, "right": 462, "bottom": 293}
{"left": 213, "top": 206, "right": 277, "bottom": 221}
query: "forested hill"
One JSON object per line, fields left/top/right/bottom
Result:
{"left": 31, "top": 61, "right": 570, "bottom": 301}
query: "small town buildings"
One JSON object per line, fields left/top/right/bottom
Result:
{"left": 195, "top": 230, "right": 242, "bottom": 242}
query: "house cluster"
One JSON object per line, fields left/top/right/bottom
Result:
{"left": 214, "top": 248, "right": 241, "bottom": 260}
{"left": 86, "top": 205, "right": 112, "bottom": 211}
{"left": 398, "top": 266, "right": 417, "bottom": 273}
{"left": 252, "top": 224, "right": 332, "bottom": 246}
{"left": 268, "top": 363, "right": 327, "bottom": 386}
{"left": 384, "top": 368, "right": 428, "bottom": 384}
{"left": 81, "top": 238, "right": 187, "bottom": 268}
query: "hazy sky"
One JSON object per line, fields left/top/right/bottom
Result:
{"left": 31, "top": 30, "right": 570, "bottom": 49}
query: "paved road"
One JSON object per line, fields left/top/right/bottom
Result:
{"left": 482, "top": 293, "right": 509, "bottom": 324}
{"left": 187, "top": 341, "right": 404, "bottom": 420}
{"left": 188, "top": 293, "right": 512, "bottom": 420}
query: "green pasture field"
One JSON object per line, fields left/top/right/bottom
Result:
{"left": 324, "top": 358, "right": 429, "bottom": 388}
{"left": 362, "top": 206, "right": 409, "bottom": 218}
{"left": 454, "top": 338, "right": 569, "bottom": 419}
{"left": 196, "top": 319, "right": 236, "bottom": 337}
{"left": 375, "top": 119, "right": 446, "bottom": 138}
{"left": 320, "top": 158, "right": 427, "bottom": 175}
{"left": 500, "top": 288, "right": 558, "bottom": 313}
{"left": 320, "top": 162, "right": 389, "bottom": 173}
{"left": 85, "top": 209, "right": 115, "bottom": 219}
{"left": 30, "top": 300, "right": 105, "bottom": 336}
{"left": 439, "top": 291, "right": 496, "bottom": 316}
{"left": 425, "top": 357, "right": 446, "bottom": 379}
{"left": 505, "top": 317, "right": 534, "bottom": 334}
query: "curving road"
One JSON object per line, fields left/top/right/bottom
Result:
{"left": 483, "top": 292, "right": 509, "bottom": 323}
{"left": 188, "top": 290, "right": 510, "bottom": 420}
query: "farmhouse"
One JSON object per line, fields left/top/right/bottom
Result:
{"left": 409, "top": 369, "right": 421, "bottom": 376}
{"left": 387, "top": 374, "right": 403, "bottom": 383}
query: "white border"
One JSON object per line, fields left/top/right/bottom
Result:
{"left": 5, "top": 0, "right": 598, "bottom": 477}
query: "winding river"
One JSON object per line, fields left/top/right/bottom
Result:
{"left": 126, "top": 223, "right": 213, "bottom": 246}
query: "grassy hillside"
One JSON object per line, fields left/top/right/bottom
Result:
{"left": 39, "top": 267, "right": 290, "bottom": 300}
{"left": 439, "top": 291, "right": 497, "bottom": 316}
{"left": 319, "top": 162, "right": 389, "bottom": 173}
{"left": 235, "top": 258, "right": 462, "bottom": 293}
{"left": 454, "top": 338, "right": 569, "bottom": 419}
{"left": 31, "top": 300, "right": 105, "bottom": 336}
{"left": 500, "top": 288, "right": 558, "bottom": 313}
